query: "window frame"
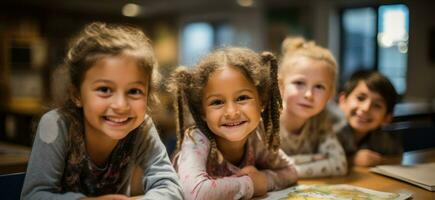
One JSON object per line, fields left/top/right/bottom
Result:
{"left": 338, "top": 3, "right": 409, "bottom": 95}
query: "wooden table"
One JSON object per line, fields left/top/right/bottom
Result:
{"left": 0, "top": 141, "right": 30, "bottom": 174}
{"left": 298, "top": 167, "right": 433, "bottom": 199}
{"left": 131, "top": 148, "right": 435, "bottom": 199}
{"left": 296, "top": 148, "right": 435, "bottom": 199}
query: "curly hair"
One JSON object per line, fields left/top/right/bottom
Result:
{"left": 280, "top": 36, "right": 338, "bottom": 92}
{"left": 55, "top": 22, "right": 159, "bottom": 191}
{"left": 168, "top": 47, "right": 282, "bottom": 162}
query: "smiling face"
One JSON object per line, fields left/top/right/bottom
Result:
{"left": 279, "top": 57, "right": 334, "bottom": 121}
{"left": 201, "top": 66, "right": 262, "bottom": 144}
{"left": 77, "top": 54, "right": 149, "bottom": 142}
{"left": 339, "top": 81, "right": 391, "bottom": 135}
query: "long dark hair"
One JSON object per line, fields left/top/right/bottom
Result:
{"left": 56, "top": 22, "right": 159, "bottom": 193}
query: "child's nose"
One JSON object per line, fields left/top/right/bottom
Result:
{"left": 224, "top": 103, "right": 240, "bottom": 119}
{"left": 304, "top": 88, "right": 313, "bottom": 99}
{"left": 360, "top": 100, "right": 372, "bottom": 111}
{"left": 111, "top": 94, "right": 130, "bottom": 112}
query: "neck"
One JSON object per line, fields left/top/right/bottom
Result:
{"left": 281, "top": 111, "right": 308, "bottom": 134}
{"left": 85, "top": 130, "right": 119, "bottom": 167}
{"left": 216, "top": 136, "right": 249, "bottom": 166}
{"left": 353, "top": 130, "right": 369, "bottom": 144}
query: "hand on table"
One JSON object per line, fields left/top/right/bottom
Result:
{"left": 236, "top": 165, "right": 268, "bottom": 197}
{"left": 81, "top": 194, "right": 129, "bottom": 200}
{"left": 353, "top": 149, "right": 383, "bottom": 167}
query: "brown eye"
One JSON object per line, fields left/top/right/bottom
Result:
{"left": 129, "top": 88, "right": 143, "bottom": 95}
{"left": 373, "top": 103, "right": 384, "bottom": 109}
{"left": 236, "top": 95, "right": 251, "bottom": 102}
{"left": 97, "top": 87, "right": 111, "bottom": 94}
{"left": 209, "top": 99, "right": 224, "bottom": 106}
{"left": 314, "top": 84, "right": 326, "bottom": 90}
{"left": 293, "top": 81, "right": 304, "bottom": 86}
{"left": 356, "top": 95, "right": 366, "bottom": 102}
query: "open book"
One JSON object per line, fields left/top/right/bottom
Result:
{"left": 255, "top": 184, "right": 411, "bottom": 200}
{"left": 370, "top": 162, "right": 435, "bottom": 191}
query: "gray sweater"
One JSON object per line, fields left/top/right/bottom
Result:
{"left": 21, "top": 110, "right": 183, "bottom": 200}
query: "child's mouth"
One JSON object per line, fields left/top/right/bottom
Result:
{"left": 221, "top": 121, "right": 246, "bottom": 128}
{"left": 356, "top": 115, "right": 371, "bottom": 123}
{"left": 298, "top": 103, "right": 313, "bottom": 109}
{"left": 103, "top": 116, "right": 131, "bottom": 125}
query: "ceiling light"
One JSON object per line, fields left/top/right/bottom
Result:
{"left": 122, "top": 3, "right": 141, "bottom": 17}
{"left": 237, "top": 0, "right": 254, "bottom": 7}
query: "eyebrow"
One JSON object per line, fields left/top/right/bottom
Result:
{"left": 92, "top": 79, "right": 146, "bottom": 84}
{"left": 205, "top": 88, "right": 256, "bottom": 101}
{"left": 357, "top": 92, "right": 386, "bottom": 104}
{"left": 91, "top": 79, "right": 147, "bottom": 86}
{"left": 287, "top": 75, "right": 306, "bottom": 80}
{"left": 372, "top": 98, "right": 387, "bottom": 105}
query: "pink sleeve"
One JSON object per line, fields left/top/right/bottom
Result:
{"left": 261, "top": 149, "right": 298, "bottom": 191}
{"left": 176, "top": 130, "right": 254, "bottom": 200}
{"left": 254, "top": 134, "right": 298, "bottom": 191}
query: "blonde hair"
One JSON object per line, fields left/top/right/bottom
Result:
{"left": 280, "top": 37, "right": 338, "bottom": 91}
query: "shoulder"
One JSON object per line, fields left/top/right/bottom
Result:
{"left": 131, "top": 116, "right": 170, "bottom": 165}
{"left": 182, "top": 127, "right": 210, "bottom": 149}
{"left": 135, "top": 115, "right": 158, "bottom": 141}
{"left": 251, "top": 127, "right": 265, "bottom": 145}
{"left": 131, "top": 115, "right": 165, "bottom": 156}
{"left": 250, "top": 128, "right": 274, "bottom": 154}
{"left": 39, "top": 109, "right": 63, "bottom": 125}
{"left": 335, "top": 124, "right": 353, "bottom": 138}
{"left": 37, "top": 109, "right": 68, "bottom": 144}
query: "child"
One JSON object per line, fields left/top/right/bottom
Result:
{"left": 337, "top": 70, "right": 401, "bottom": 167}
{"left": 21, "top": 22, "right": 183, "bottom": 199}
{"left": 278, "top": 37, "right": 347, "bottom": 178}
{"left": 169, "top": 47, "right": 298, "bottom": 199}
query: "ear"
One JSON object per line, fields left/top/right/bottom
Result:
{"left": 69, "top": 86, "right": 82, "bottom": 107}
{"left": 278, "top": 76, "right": 284, "bottom": 97}
{"left": 338, "top": 92, "right": 346, "bottom": 109}
{"left": 382, "top": 113, "right": 393, "bottom": 124}
{"left": 200, "top": 109, "right": 207, "bottom": 122}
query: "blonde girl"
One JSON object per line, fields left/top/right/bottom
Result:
{"left": 278, "top": 37, "right": 347, "bottom": 178}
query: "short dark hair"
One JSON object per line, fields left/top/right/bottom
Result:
{"left": 342, "top": 70, "right": 398, "bottom": 114}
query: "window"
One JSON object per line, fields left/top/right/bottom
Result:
{"left": 340, "top": 4, "right": 409, "bottom": 94}
{"left": 180, "top": 22, "right": 234, "bottom": 66}
{"left": 180, "top": 22, "right": 214, "bottom": 67}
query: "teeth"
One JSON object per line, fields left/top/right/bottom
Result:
{"left": 106, "top": 117, "right": 128, "bottom": 123}
{"left": 224, "top": 121, "right": 243, "bottom": 126}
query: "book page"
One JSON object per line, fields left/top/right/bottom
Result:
{"left": 255, "top": 184, "right": 411, "bottom": 200}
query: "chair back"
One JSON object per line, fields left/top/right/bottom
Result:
{"left": 386, "top": 121, "right": 435, "bottom": 152}
{"left": 0, "top": 172, "right": 26, "bottom": 200}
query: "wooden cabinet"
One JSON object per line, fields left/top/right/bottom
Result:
{"left": 0, "top": 20, "right": 47, "bottom": 145}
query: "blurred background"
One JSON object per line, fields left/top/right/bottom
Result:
{"left": 0, "top": 0, "right": 434, "bottom": 172}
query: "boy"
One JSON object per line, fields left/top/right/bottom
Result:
{"left": 336, "top": 70, "right": 401, "bottom": 167}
